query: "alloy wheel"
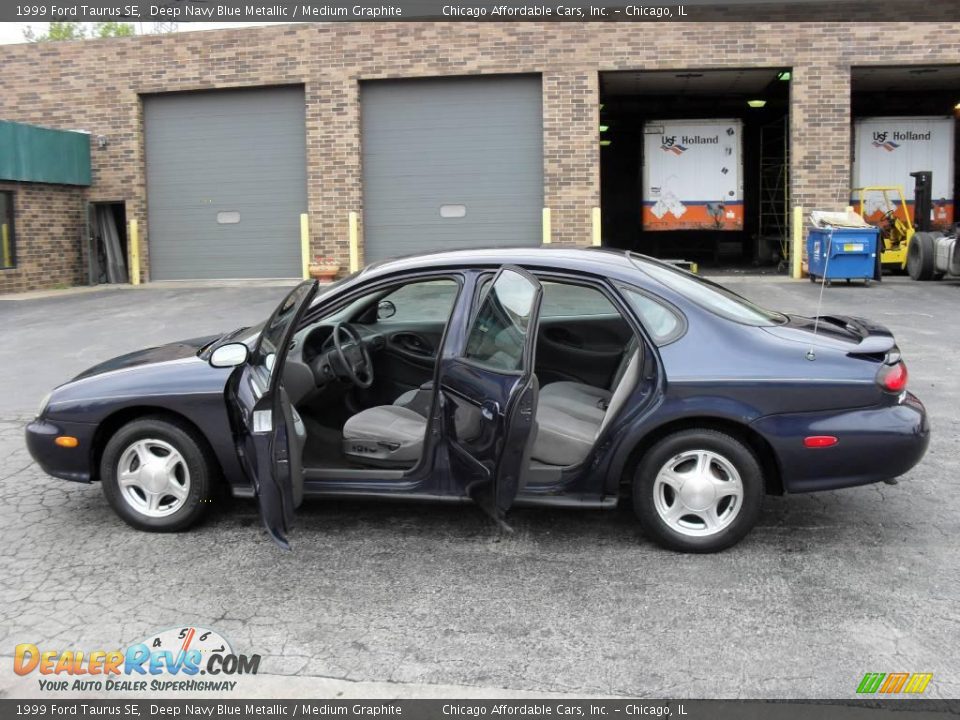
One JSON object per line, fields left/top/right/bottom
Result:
{"left": 116, "top": 438, "right": 191, "bottom": 518}
{"left": 652, "top": 449, "right": 743, "bottom": 537}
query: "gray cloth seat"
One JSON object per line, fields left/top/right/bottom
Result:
{"left": 539, "top": 338, "right": 637, "bottom": 419}
{"left": 532, "top": 346, "right": 641, "bottom": 467}
{"left": 342, "top": 405, "right": 427, "bottom": 466}
{"left": 393, "top": 382, "right": 434, "bottom": 417}
{"left": 344, "top": 340, "right": 640, "bottom": 469}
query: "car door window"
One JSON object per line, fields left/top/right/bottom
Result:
{"left": 540, "top": 281, "right": 618, "bottom": 317}
{"left": 255, "top": 281, "right": 316, "bottom": 387}
{"left": 374, "top": 279, "right": 459, "bottom": 324}
{"left": 464, "top": 270, "right": 538, "bottom": 372}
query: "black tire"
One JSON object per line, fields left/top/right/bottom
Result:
{"left": 907, "top": 232, "right": 936, "bottom": 281}
{"left": 632, "top": 429, "right": 764, "bottom": 553}
{"left": 101, "top": 416, "right": 214, "bottom": 532}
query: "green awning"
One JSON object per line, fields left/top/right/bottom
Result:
{"left": 0, "top": 120, "right": 91, "bottom": 186}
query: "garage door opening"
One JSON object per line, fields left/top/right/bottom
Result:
{"left": 599, "top": 68, "right": 791, "bottom": 269}
{"left": 851, "top": 65, "right": 959, "bottom": 232}
{"left": 87, "top": 202, "right": 128, "bottom": 284}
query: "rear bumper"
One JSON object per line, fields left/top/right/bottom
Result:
{"left": 751, "top": 392, "right": 929, "bottom": 493}
{"left": 25, "top": 417, "right": 97, "bottom": 483}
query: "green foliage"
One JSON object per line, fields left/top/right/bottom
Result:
{"left": 93, "top": 22, "right": 136, "bottom": 38}
{"left": 23, "top": 21, "right": 136, "bottom": 42}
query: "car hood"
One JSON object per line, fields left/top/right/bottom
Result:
{"left": 71, "top": 335, "right": 219, "bottom": 382}
{"left": 44, "top": 334, "right": 235, "bottom": 420}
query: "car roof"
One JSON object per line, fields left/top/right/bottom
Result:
{"left": 358, "top": 246, "right": 648, "bottom": 282}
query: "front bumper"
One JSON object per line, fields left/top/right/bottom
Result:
{"left": 751, "top": 392, "right": 930, "bottom": 493}
{"left": 25, "top": 417, "right": 98, "bottom": 483}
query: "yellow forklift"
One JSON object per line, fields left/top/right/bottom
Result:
{"left": 854, "top": 171, "right": 960, "bottom": 281}
{"left": 853, "top": 170, "right": 960, "bottom": 279}
{"left": 853, "top": 185, "right": 912, "bottom": 271}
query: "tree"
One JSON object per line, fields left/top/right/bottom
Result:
{"left": 23, "top": 21, "right": 136, "bottom": 42}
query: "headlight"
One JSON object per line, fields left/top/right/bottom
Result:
{"left": 37, "top": 391, "right": 52, "bottom": 418}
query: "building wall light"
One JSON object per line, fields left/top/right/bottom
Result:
{"left": 747, "top": 99, "right": 767, "bottom": 108}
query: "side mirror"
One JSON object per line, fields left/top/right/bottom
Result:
{"left": 209, "top": 342, "right": 249, "bottom": 368}
{"left": 377, "top": 300, "right": 397, "bottom": 320}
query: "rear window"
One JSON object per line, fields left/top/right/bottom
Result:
{"left": 629, "top": 254, "right": 786, "bottom": 327}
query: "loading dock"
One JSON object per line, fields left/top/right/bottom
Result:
{"left": 599, "top": 69, "right": 791, "bottom": 267}
{"left": 851, "top": 65, "right": 960, "bottom": 234}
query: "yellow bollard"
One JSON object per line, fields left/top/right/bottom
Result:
{"left": 300, "top": 213, "right": 310, "bottom": 280}
{"left": 791, "top": 206, "right": 804, "bottom": 279}
{"left": 542, "top": 208, "right": 551, "bottom": 245}
{"left": 591, "top": 207, "right": 602, "bottom": 247}
{"left": 128, "top": 220, "right": 140, "bottom": 285}
{"left": 348, "top": 211, "right": 359, "bottom": 273}
{"left": 1, "top": 223, "right": 10, "bottom": 268}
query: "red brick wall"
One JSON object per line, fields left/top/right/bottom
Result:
{"left": 0, "top": 22, "right": 958, "bottom": 289}
{"left": 0, "top": 182, "right": 86, "bottom": 294}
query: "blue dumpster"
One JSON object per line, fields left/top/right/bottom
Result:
{"left": 807, "top": 227, "right": 879, "bottom": 284}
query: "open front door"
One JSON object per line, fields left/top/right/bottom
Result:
{"left": 438, "top": 266, "right": 543, "bottom": 523}
{"left": 232, "top": 280, "right": 317, "bottom": 549}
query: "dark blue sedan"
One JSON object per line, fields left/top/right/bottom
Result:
{"left": 25, "top": 249, "right": 929, "bottom": 552}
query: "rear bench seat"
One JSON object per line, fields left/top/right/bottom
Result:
{"left": 532, "top": 343, "right": 640, "bottom": 467}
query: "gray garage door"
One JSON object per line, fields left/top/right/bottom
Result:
{"left": 361, "top": 76, "right": 543, "bottom": 263}
{"left": 144, "top": 87, "right": 307, "bottom": 279}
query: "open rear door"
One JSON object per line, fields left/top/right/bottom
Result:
{"left": 438, "top": 266, "right": 543, "bottom": 523}
{"left": 231, "top": 280, "right": 317, "bottom": 549}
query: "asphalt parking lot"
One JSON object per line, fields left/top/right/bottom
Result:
{"left": 1, "top": 274, "right": 958, "bottom": 699}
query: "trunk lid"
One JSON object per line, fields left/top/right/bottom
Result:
{"left": 764, "top": 314, "right": 897, "bottom": 358}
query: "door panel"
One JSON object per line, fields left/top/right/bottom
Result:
{"left": 367, "top": 320, "right": 448, "bottom": 405}
{"left": 439, "top": 266, "right": 543, "bottom": 520}
{"left": 535, "top": 314, "right": 631, "bottom": 388}
{"left": 231, "top": 280, "right": 318, "bottom": 549}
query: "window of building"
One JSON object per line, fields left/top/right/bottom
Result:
{"left": 0, "top": 192, "right": 14, "bottom": 270}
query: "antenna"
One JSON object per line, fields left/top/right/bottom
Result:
{"left": 805, "top": 179, "right": 849, "bottom": 361}
{"left": 805, "top": 225, "right": 831, "bottom": 362}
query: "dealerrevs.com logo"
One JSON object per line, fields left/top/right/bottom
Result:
{"left": 13, "top": 626, "right": 260, "bottom": 693}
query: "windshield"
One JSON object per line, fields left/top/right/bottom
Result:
{"left": 628, "top": 253, "right": 786, "bottom": 327}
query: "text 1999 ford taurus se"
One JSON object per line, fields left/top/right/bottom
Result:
{"left": 26, "top": 249, "right": 929, "bottom": 552}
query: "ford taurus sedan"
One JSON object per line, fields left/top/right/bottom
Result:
{"left": 26, "top": 248, "right": 930, "bottom": 552}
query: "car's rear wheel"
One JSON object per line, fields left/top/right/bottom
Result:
{"left": 633, "top": 429, "right": 763, "bottom": 553}
{"left": 101, "top": 416, "right": 214, "bottom": 532}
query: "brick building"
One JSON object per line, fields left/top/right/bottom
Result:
{"left": 1, "top": 22, "right": 958, "bottom": 293}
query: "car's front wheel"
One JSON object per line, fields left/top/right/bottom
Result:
{"left": 633, "top": 429, "right": 763, "bottom": 553}
{"left": 101, "top": 416, "right": 214, "bottom": 532}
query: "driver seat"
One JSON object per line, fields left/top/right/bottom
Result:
{"left": 342, "top": 405, "right": 427, "bottom": 467}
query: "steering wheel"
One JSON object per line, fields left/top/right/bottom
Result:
{"left": 331, "top": 322, "right": 374, "bottom": 389}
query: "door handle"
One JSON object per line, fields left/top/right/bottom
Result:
{"left": 481, "top": 400, "right": 500, "bottom": 421}
{"left": 546, "top": 327, "right": 583, "bottom": 348}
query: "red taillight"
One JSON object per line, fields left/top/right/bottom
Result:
{"left": 877, "top": 361, "right": 908, "bottom": 393}
{"left": 804, "top": 436, "right": 838, "bottom": 448}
